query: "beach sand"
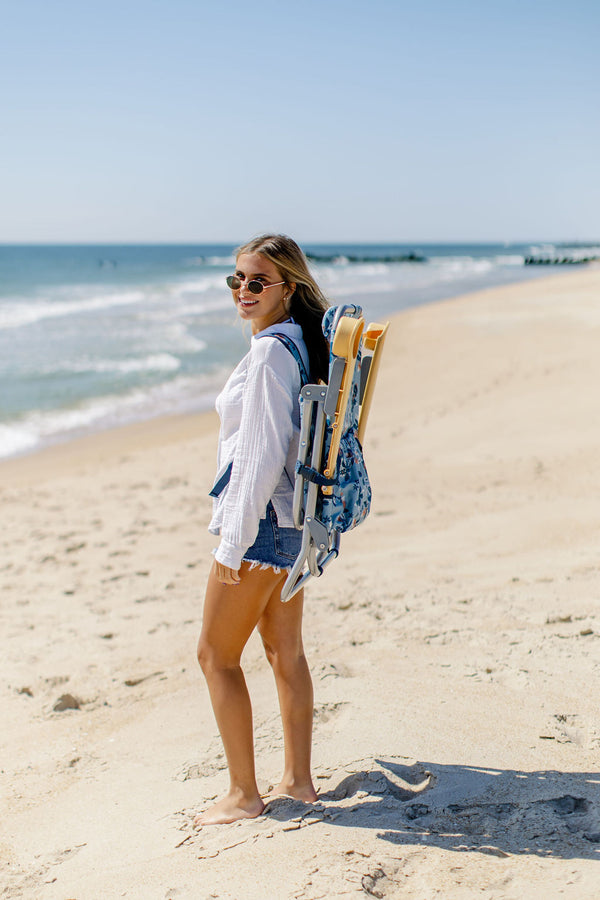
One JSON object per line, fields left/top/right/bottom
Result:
{"left": 2, "top": 268, "right": 600, "bottom": 899}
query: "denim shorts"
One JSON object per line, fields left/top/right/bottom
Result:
{"left": 243, "top": 502, "right": 302, "bottom": 572}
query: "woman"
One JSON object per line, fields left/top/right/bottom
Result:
{"left": 196, "top": 234, "right": 329, "bottom": 826}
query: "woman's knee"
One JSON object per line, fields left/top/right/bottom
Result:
{"left": 196, "top": 637, "right": 213, "bottom": 673}
{"left": 197, "top": 636, "right": 237, "bottom": 675}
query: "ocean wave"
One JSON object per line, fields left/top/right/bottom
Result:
{"left": 328, "top": 279, "right": 400, "bottom": 297}
{"left": 160, "top": 323, "right": 208, "bottom": 353}
{"left": 317, "top": 255, "right": 512, "bottom": 297}
{"left": 493, "top": 255, "right": 524, "bottom": 266}
{"left": 137, "top": 296, "right": 231, "bottom": 323}
{"left": 0, "top": 371, "right": 228, "bottom": 460}
{"left": 171, "top": 276, "right": 226, "bottom": 295}
{"left": 528, "top": 244, "right": 557, "bottom": 256}
{"left": 206, "top": 255, "right": 236, "bottom": 266}
{"left": 0, "top": 424, "right": 39, "bottom": 458}
{"left": 160, "top": 276, "right": 235, "bottom": 311}
{"left": 44, "top": 353, "right": 183, "bottom": 376}
{"left": 0, "top": 272, "right": 230, "bottom": 337}
{"left": 315, "top": 261, "right": 399, "bottom": 278}
{"left": 0, "top": 289, "right": 147, "bottom": 330}
{"left": 430, "top": 255, "right": 492, "bottom": 270}
{"left": 185, "top": 254, "right": 235, "bottom": 267}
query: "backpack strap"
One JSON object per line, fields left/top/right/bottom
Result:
{"left": 209, "top": 461, "right": 233, "bottom": 498}
{"left": 264, "top": 333, "right": 310, "bottom": 386}
{"left": 295, "top": 461, "right": 336, "bottom": 486}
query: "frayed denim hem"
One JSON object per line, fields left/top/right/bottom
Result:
{"left": 241, "top": 557, "right": 294, "bottom": 575}
{"left": 211, "top": 548, "right": 294, "bottom": 575}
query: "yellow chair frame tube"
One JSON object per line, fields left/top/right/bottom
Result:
{"left": 322, "top": 315, "right": 364, "bottom": 496}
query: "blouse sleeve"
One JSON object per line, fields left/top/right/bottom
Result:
{"left": 215, "top": 340, "right": 298, "bottom": 570}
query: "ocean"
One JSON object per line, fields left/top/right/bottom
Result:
{"left": 0, "top": 241, "right": 592, "bottom": 460}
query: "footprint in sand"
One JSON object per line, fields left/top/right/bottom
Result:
{"left": 539, "top": 713, "right": 597, "bottom": 748}
{"left": 175, "top": 755, "right": 228, "bottom": 781}
{"left": 315, "top": 661, "right": 353, "bottom": 680}
{"left": 313, "top": 701, "right": 348, "bottom": 725}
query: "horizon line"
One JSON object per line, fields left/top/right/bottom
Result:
{"left": 1, "top": 238, "right": 597, "bottom": 247}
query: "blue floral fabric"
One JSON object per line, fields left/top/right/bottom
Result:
{"left": 308, "top": 307, "right": 372, "bottom": 533}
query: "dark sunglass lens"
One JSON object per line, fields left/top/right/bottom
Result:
{"left": 226, "top": 275, "right": 241, "bottom": 290}
{"left": 247, "top": 280, "right": 264, "bottom": 294}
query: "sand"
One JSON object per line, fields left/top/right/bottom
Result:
{"left": 2, "top": 267, "right": 600, "bottom": 899}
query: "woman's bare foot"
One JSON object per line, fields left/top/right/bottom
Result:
{"left": 193, "top": 789, "right": 265, "bottom": 827}
{"left": 264, "top": 779, "right": 318, "bottom": 804}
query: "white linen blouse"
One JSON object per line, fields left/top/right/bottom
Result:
{"left": 208, "top": 321, "right": 309, "bottom": 570}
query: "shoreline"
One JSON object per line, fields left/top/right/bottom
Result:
{"left": 0, "top": 408, "right": 219, "bottom": 485}
{"left": 0, "top": 264, "right": 589, "bottom": 478}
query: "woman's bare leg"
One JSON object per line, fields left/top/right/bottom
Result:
{"left": 258, "top": 587, "right": 318, "bottom": 802}
{"left": 196, "top": 561, "right": 286, "bottom": 825}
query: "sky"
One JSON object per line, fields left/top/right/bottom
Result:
{"left": 1, "top": 0, "right": 598, "bottom": 243}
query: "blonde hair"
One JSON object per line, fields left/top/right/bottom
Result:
{"left": 236, "top": 234, "right": 329, "bottom": 382}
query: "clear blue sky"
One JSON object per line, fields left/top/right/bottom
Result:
{"left": 1, "top": 0, "right": 598, "bottom": 243}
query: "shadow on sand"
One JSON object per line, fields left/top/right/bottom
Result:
{"left": 264, "top": 756, "right": 600, "bottom": 860}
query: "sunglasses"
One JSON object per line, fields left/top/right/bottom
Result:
{"left": 226, "top": 275, "right": 285, "bottom": 295}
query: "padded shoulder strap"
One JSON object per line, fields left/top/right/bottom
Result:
{"left": 259, "top": 333, "right": 310, "bottom": 386}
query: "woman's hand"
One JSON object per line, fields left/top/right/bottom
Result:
{"left": 214, "top": 561, "right": 241, "bottom": 585}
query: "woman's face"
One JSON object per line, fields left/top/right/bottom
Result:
{"left": 231, "top": 252, "right": 294, "bottom": 334}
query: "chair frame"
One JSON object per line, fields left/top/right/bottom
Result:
{"left": 280, "top": 305, "right": 389, "bottom": 602}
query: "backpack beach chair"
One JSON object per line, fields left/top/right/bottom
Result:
{"left": 280, "top": 304, "right": 389, "bottom": 602}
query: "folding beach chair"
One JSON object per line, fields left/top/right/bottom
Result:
{"left": 280, "top": 304, "right": 389, "bottom": 602}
